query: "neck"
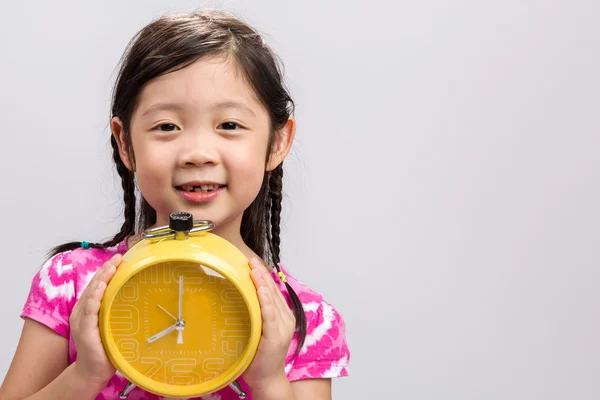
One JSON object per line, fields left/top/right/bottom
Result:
{"left": 209, "top": 215, "right": 258, "bottom": 262}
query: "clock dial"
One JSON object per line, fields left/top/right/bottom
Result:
{"left": 109, "top": 261, "right": 252, "bottom": 386}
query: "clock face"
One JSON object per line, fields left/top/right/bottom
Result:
{"left": 109, "top": 261, "right": 251, "bottom": 386}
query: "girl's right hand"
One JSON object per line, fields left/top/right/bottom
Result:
{"left": 70, "top": 253, "right": 122, "bottom": 387}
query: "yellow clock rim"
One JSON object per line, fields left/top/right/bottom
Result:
{"left": 99, "top": 246, "right": 262, "bottom": 398}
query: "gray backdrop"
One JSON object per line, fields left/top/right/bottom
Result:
{"left": 1, "top": 0, "right": 599, "bottom": 399}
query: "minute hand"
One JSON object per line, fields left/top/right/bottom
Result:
{"left": 177, "top": 275, "right": 184, "bottom": 344}
{"left": 147, "top": 324, "right": 177, "bottom": 343}
{"left": 179, "top": 275, "right": 183, "bottom": 319}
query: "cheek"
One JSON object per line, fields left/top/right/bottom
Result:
{"left": 131, "top": 143, "right": 174, "bottom": 195}
{"left": 225, "top": 145, "right": 267, "bottom": 194}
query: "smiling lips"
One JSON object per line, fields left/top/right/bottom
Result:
{"left": 175, "top": 182, "right": 226, "bottom": 203}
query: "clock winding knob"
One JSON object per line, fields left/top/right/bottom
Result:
{"left": 170, "top": 212, "right": 193, "bottom": 240}
{"left": 169, "top": 211, "right": 194, "bottom": 231}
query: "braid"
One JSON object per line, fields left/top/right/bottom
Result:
{"left": 241, "top": 173, "right": 269, "bottom": 262}
{"left": 268, "top": 164, "right": 307, "bottom": 354}
{"left": 268, "top": 166, "right": 283, "bottom": 264}
{"left": 102, "top": 136, "right": 137, "bottom": 247}
{"left": 47, "top": 136, "right": 137, "bottom": 258}
{"left": 139, "top": 197, "right": 157, "bottom": 233}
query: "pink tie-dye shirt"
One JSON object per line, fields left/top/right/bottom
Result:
{"left": 20, "top": 240, "right": 349, "bottom": 399}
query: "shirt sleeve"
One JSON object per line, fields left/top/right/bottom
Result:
{"left": 287, "top": 300, "right": 350, "bottom": 381}
{"left": 20, "top": 251, "right": 76, "bottom": 339}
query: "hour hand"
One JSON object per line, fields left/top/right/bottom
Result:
{"left": 147, "top": 324, "right": 176, "bottom": 343}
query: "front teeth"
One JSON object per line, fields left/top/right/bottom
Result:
{"left": 181, "top": 184, "right": 221, "bottom": 193}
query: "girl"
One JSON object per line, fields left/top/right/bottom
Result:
{"left": 0, "top": 10, "right": 349, "bottom": 400}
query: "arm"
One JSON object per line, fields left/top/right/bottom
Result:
{"left": 0, "top": 319, "right": 104, "bottom": 400}
{"left": 1, "top": 254, "right": 123, "bottom": 400}
{"left": 250, "top": 375, "right": 332, "bottom": 400}
{"left": 291, "top": 378, "right": 331, "bottom": 400}
{"left": 243, "top": 258, "right": 348, "bottom": 400}
{"left": 244, "top": 259, "right": 335, "bottom": 400}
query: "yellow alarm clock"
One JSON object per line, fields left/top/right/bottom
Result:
{"left": 99, "top": 212, "right": 262, "bottom": 399}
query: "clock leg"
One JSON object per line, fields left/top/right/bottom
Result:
{"left": 229, "top": 379, "right": 247, "bottom": 399}
{"left": 119, "top": 381, "right": 136, "bottom": 399}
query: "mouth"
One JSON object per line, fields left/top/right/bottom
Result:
{"left": 175, "top": 184, "right": 226, "bottom": 193}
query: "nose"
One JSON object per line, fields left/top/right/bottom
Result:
{"left": 178, "top": 133, "right": 220, "bottom": 167}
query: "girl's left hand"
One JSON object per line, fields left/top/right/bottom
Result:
{"left": 242, "top": 257, "right": 295, "bottom": 389}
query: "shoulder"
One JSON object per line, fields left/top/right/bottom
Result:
{"left": 275, "top": 265, "right": 350, "bottom": 380}
{"left": 278, "top": 264, "right": 347, "bottom": 331}
{"left": 67, "top": 244, "right": 125, "bottom": 293}
{"left": 287, "top": 272, "right": 347, "bottom": 340}
{"left": 42, "top": 243, "right": 124, "bottom": 295}
{"left": 23, "top": 249, "right": 79, "bottom": 309}
{"left": 21, "top": 242, "right": 126, "bottom": 337}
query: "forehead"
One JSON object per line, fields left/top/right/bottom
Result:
{"left": 136, "top": 55, "right": 264, "bottom": 113}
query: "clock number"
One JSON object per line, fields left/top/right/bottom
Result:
{"left": 141, "top": 357, "right": 202, "bottom": 385}
{"left": 222, "top": 340, "right": 245, "bottom": 357}
{"left": 172, "top": 265, "right": 204, "bottom": 284}
{"left": 117, "top": 281, "right": 139, "bottom": 302}
{"left": 117, "top": 338, "right": 139, "bottom": 362}
{"left": 110, "top": 304, "right": 140, "bottom": 336}
{"left": 220, "top": 288, "right": 248, "bottom": 339}
{"left": 166, "top": 358, "right": 201, "bottom": 385}
{"left": 141, "top": 357, "right": 164, "bottom": 380}
{"left": 137, "top": 265, "right": 160, "bottom": 284}
{"left": 221, "top": 287, "right": 244, "bottom": 302}
{"left": 201, "top": 358, "right": 225, "bottom": 382}
{"left": 137, "top": 263, "right": 219, "bottom": 285}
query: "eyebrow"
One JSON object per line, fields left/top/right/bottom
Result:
{"left": 141, "top": 102, "right": 186, "bottom": 117}
{"left": 140, "top": 101, "right": 257, "bottom": 118}
{"left": 212, "top": 101, "right": 256, "bottom": 117}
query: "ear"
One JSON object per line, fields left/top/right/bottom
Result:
{"left": 111, "top": 117, "right": 135, "bottom": 171}
{"left": 266, "top": 118, "right": 296, "bottom": 171}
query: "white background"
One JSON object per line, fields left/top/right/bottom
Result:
{"left": 1, "top": 1, "right": 600, "bottom": 398}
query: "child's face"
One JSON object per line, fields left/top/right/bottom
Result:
{"left": 112, "top": 55, "right": 293, "bottom": 236}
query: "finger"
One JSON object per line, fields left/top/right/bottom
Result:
{"left": 252, "top": 265, "right": 297, "bottom": 342}
{"left": 250, "top": 258, "right": 282, "bottom": 297}
{"left": 81, "top": 254, "right": 122, "bottom": 299}
{"left": 250, "top": 259, "right": 292, "bottom": 321}
{"left": 79, "top": 255, "right": 121, "bottom": 332}
{"left": 78, "top": 279, "right": 107, "bottom": 338}
{"left": 98, "top": 254, "right": 121, "bottom": 284}
{"left": 265, "top": 271, "right": 296, "bottom": 334}
{"left": 249, "top": 258, "right": 299, "bottom": 337}
{"left": 265, "top": 273, "right": 292, "bottom": 325}
{"left": 74, "top": 264, "right": 107, "bottom": 317}
{"left": 257, "top": 285, "right": 278, "bottom": 339}
{"left": 249, "top": 259, "right": 271, "bottom": 297}
{"left": 248, "top": 258, "right": 266, "bottom": 289}
{"left": 251, "top": 271, "right": 285, "bottom": 330}
{"left": 249, "top": 259, "right": 285, "bottom": 319}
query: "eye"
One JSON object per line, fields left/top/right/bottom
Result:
{"left": 153, "top": 123, "right": 180, "bottom": 132}
{"left": 218, "top": 122, "right": 242, "bottom": 131}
